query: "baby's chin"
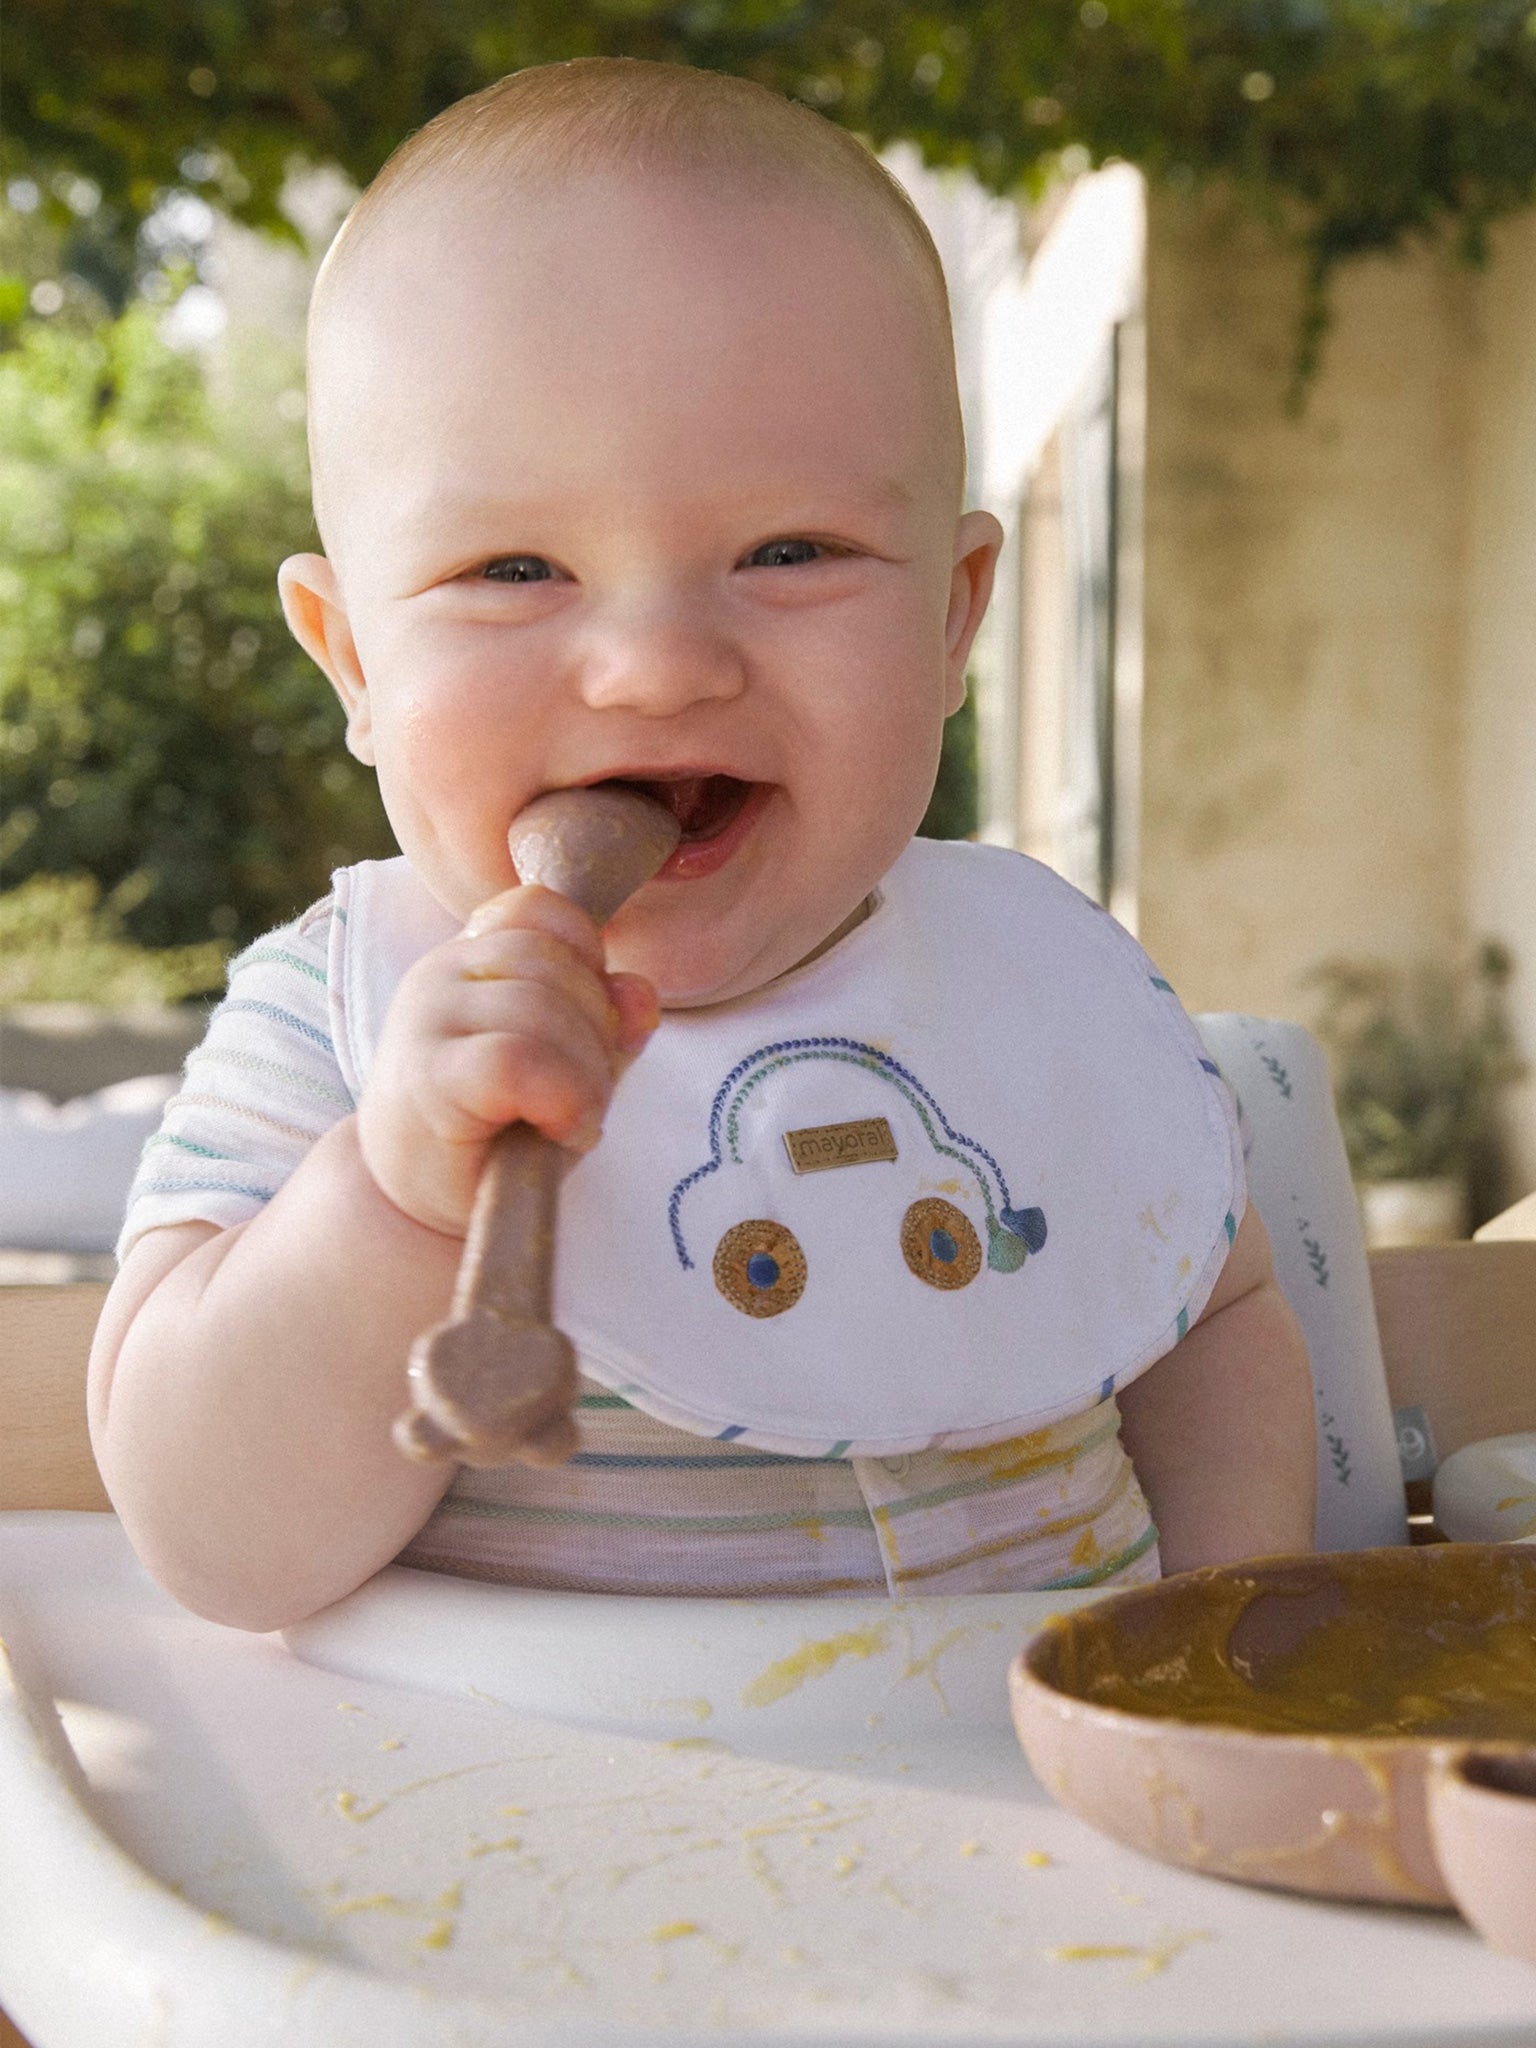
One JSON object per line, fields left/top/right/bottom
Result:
{"left": 603, "top": 905, "right": 790, "bottom": 1010}
{"left": 609, "top": 897, "right": 867, "bottom": 1012}
{"left": 607, "top": 929, "right": 778, "bottom": 1012}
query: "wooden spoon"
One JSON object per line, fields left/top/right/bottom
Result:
{"left": 394, "top": 785, "right": 681, "bottom": 1469}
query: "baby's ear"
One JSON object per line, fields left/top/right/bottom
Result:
{"left": 944, "top": 511, "right": 1004, "bottom": 713}
{"left": 277, "top": 554, "right": 375, "bottom": 765}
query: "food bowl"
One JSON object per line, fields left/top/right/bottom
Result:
{"left": 1427, "top": 1748, "right": 1536, "bottom": 1964}
{"left": 1010, "top": 1545, "right": 1536, "bottom": 1907}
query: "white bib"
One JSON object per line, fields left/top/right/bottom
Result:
{"left": 335, "top": 839, "right": 1243, "bottom": 1458}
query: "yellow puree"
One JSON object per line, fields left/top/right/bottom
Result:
{"left": 741, "top": 1624, "right": 892, "bottom": 1708}
{"left": 1056, "top": 1550, "right": 1536, "bottom": 1741}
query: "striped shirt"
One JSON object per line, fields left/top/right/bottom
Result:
{"left": 120, "top": 890, "right": 1161, "bottom": 1599}
{"left": 400, "top": 1378, "right": 1158, "bottom": 1597}
{"left": 120, "top": 895, "right": 354, "bottom": 1246}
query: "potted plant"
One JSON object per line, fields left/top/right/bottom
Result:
{"left": 1308, "top": 943, "right": 1525, "bottom": 1249}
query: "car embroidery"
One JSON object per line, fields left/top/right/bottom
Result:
{"left": 666, "top": 1036, "right": 1047, "bottom": 1313}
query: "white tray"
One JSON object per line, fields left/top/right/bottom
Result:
{"left": 3, "top": 1512, "right": 1535, "bottom": 2047}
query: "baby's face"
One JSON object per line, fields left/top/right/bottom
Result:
{"left": 286, "top": 172, "right": 999, "bottom": 1005}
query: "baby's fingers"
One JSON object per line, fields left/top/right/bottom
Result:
{"left": 463, "top": 884, "right": 605, "bottom": 963}
{"left": 453, "top": 924, "right": 621, "bottom": 1051}
{"left": 605, "top": 972, "right": 661, "bottom": 1055}
{"left": 433, "top": 1019, "right": 614, "bottom": 1153}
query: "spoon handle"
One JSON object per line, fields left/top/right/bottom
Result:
{"left": 395, "top": 787, "right": 679, "bottom": 1469}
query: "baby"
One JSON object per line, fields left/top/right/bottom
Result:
{"left": 88, "top": 60, "right": 1315, "bottom": 1630}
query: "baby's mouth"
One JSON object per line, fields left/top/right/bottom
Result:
{"left": 605, "top": 773, "right": 754, "bottom": 844}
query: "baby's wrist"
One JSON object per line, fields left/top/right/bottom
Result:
{"left": 355, "top": 1106, "right": 474, "bottom": 1242}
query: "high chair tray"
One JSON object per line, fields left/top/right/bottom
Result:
{"left": 3, "top": 1513, "right": 1535, "bottom": 2048}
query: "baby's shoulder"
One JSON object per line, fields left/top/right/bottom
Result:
{"left": 897, "top": 833, "right": 1097, "bottom": 903}
{"left": 223, "top": 892, "right": 337, "bottom": 995}
{"left": 891, "top": 836, "right": 1140, "bottom": 957}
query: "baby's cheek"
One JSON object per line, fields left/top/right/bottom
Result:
{"left": 818, "top": 690, "right": 944, "bottom": 829}
{"left": 397, "top": 684, "right": 485, "bottom": 772}
{"left": 386, "top": 683, "right": 516, "bottom": 804}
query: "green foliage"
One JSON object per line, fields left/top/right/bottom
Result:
{"left": 8, "top": 0, "right": 1536, "bottom": 355}
{"left": 1309, "top": 943, "right": 1526, "bottom": 1183}
{"left": 0, "top": 299, "right": 395, "bottom": 951}
{"left": 0, "top": 871, "right": 228, "bottom": 1003}
{"left": 919, "top": 690, "right": 977, "bottom": 841}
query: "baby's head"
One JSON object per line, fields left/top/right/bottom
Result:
{"left": 280, "top": 59, "right": 1001, "bottom": 1005}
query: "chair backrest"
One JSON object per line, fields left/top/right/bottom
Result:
{"left": 1194, "top": 1014, "right": 1409, "bottom": 1549}
{"left": 1369, "top": 1241, "right": 1536, "bottom": 1463}
{"left": 0, "top": 1282, "right": 111, "bottom": 1512}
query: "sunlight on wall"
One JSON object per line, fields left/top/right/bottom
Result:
{"left": 1139, "top": 191, "right": 1536, "bottom": 1199}
{"left": 1464, "top": 212, "right": 1536, "bottom": 1193}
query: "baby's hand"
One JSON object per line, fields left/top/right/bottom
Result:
{"left": 358, "top": 885, "right": 659, "bottom": 1237}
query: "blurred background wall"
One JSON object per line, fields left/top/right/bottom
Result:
{"left": 1140, "top": 200, "right": 1536, "bottom": 1192}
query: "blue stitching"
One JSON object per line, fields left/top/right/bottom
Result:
{"left": 728, "top": 1048, "right": 1002, "bottom": 1228}
{"left": 130, "top": 1177, "right": 277, "bottom": 1202}
{"left": 667, "top": 1035, "right": 1017, "bottom": 1268}
{"left": 221, "top": 998, "right": 334, "bottom": 1053}
{"left": 668, "top": 1161, "right": 721, "bottom": 1269}
{"left": 144, "top": 1134, "right": 234, "bottom": 1162}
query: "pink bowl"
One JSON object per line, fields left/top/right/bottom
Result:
{"left": 1428, "top": 1750, "right": 1536, "bottom": 1965}
{"left": 1010, "top": 1545, "right": 1536, "bottom": 1908}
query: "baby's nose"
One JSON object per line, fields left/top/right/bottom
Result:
{"left": 576, "top": 603, "right": 746, "bottom": 716}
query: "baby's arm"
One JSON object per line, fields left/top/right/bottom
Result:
{"left": 88, "top": 886, "right": 656, "bottom": 1632}
{"left": 1114, "top": 1206, "right": 1316, "bottom": 1573}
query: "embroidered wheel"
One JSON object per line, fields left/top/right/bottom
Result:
{"left": 714, "top": 1219, "right": 808, "bottom": 1318}
{"left": 901, "top": 1197, "right": 982, "bottom": 1290}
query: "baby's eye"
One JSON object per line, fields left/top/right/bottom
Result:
{"left": 479, "top": 555, "right": 562, "bottom": 583}
{"left": 741, "top": 537, "right": 832, "bottom": 570}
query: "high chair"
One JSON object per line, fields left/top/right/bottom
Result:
{"left": 2, "top": 1018, "right": 1535, "bottom": 2048}
{"left": 6, "top": 1240, "right": 1533, "bottom": 1529}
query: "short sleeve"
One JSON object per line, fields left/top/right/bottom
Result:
{"left": 116, "top": 896, "right": 354, "bottom": 1261}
